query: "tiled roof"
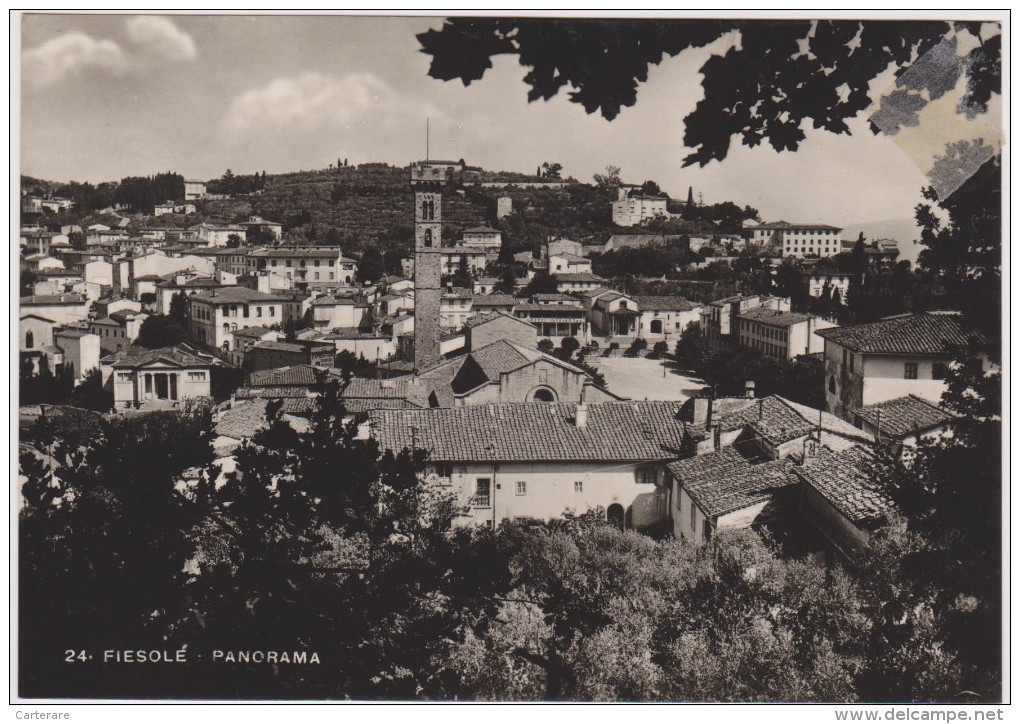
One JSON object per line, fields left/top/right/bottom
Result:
{"left": 757, "top": 220, "right": 843, "bottom": 230}
{"left": 341, "top": 378, "right": 430, "bottom": 412}
{"left": 190, "top": 287, "right": 281, "bottom": 304}
{"left": 634, "top": 295, "right": 698, "bottom": 312}
{"left": 248, "top": 247, "right": 346, "bottom": 259}
{"left": 464, "top": 311, "right": 533, "bottom": 330}
{"left": 553, "top": 272, "right": 604, "bottom": 282}
{"left": 549, "top": 252, "right": 588, "bottom": 262}
{"left": 441, "top": 287, "right": 475, "bottom": 299}
{"left": 796, "top": 446, "right": 895, "bottom": 527}
{"left": 513, "top": 303, "right": 586, "bottom": 314}
{"left": 472, "top": 294, "right": 517, "bottom": 307}
{"left": 311, "top": 295, "right": 363, "bottom": 306}
{"left": 815, "top": 313, "right": 981, "bottom": 354}
{"left": 669, "top": 448, "right": 800, "bottom": 518}
{"left": 21, "top": 293, "right": 87, "bottom": 305}
{"left": 708, "top": 395, "right": 873, "bottom": 445}
{"left": 248, "top": 365, "right": 324, "bottom": 387}
{"left": 852, "top": 395, "right": 953, "bottom": 439}
{"left": 738, "top": 306, "right": 816, "bottom": 327}
{"left": 464, "top": 226, "right": 500, "bottom": 234}
{"left": 532, "top": 293, "right": 575, "bottom": 301}
{"left": 235, "top": 385, "right": 312, "bottom": 399}
{"left": 440, "top": 246, "right": 491, "bottom": 255}
{"left": 323, "top": 328, "right": 383, "bottom": 340}
{"left": 108, "top": 345, "right": 212, "bottom": 369}
{"left": 370, "top": 401, "right": 689, "bottom": 462}
{"left": 215, "top": 399, "right": 315, "bottom": 440}
{"left": 233, "top": 326, "right": 279, "bottom": 340}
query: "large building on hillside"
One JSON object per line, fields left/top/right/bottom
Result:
{"left": 749, "top": 221, "right": 844, "bottom": 258}
{"left": 611, "top": 195, "right": 670, "bottom": 227}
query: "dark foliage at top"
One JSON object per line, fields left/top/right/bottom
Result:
{"left": 417, "top": 19, "right": 1000, "bottom": 166}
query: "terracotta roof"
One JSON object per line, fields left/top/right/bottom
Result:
{"left": 472, "top": 294, "right": 517, "bottom": 307}
{"left": 369, "top": 401, "right": 688, "bottom": 462}
{"left": 852, "top": 395, "right": 954, "bottom": 439}
{"left": 108, "top": 345, "right": 212, "bottom": 369}
{"left": 669, "top": 448, "right": 800, "bottom": 518}
{"left": 795, "top": 446, "right": 895, "bottom": 527}
{"left": 233, "top": 326, "right": 279, "bottom": 340}
{"left": 21, "top": 293, "right": 87, "bottom": 305}
{"left": 341, "top": 378, "right": 430, "bottom": 412}
{"left": 738, "top": 307, "right": 816, "bottom": 327}
{"left": 248, "top": 247, "right": 346, "bottom": 259}
{"left": 191, "top": 287, "right": 281, "bottom": 304}
{"left": 248, "top": 365, "right": 325, "bottom": 387}
{"left": 757, "top": 220, "right": 843, "bottom": 231}
{"left": 513, "top": 303, "right": 586, "bottom": 314}
{"left": 464, "top": 311, "right": 534, "bottom": 330}
{"left": 323, "top": 328, "right": 383, "bottom": 340}
{"left": 634, "top": 295, "right": 699, "bottom": 312}
{"left": 815, "top": 313, "right": 981, "bottom": 354}
{"left": 709, "top": 395, "right": 873, "bottom": 445}
{"left": 235, "top": 385, "right": 312, "bottom": 399}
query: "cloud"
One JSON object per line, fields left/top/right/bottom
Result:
{"left": 23, "top": 32, "right": 127, "bottom": 87}
{"left": 126, "top": 16, "right": 197, "bottom": 62}
{"left": 222, "top": 72, "right": 441, "bottom": 136}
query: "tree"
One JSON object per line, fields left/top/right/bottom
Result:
{"left": 558, "top": 336, "right": 580, "bottom": 360}
{"left": 226, "top": 233, "right": 243, "bottom": 249}
{"left": 592, "top": 165, "right": 621, "bottom": 189}
{"left": 540, "top": 162, "right": 563, "bottom": 179}
{"left": 522, "top": 272, "right": 560, "bottom": 297}
{"left": 639, "top": 180, "right": 663, "bottom": 197}
{"left": 494, "top": 265, "right": 518, "bottom": 294}
{"left": 69, "top": 368, "right": 113, "bottom": 412}
{"left": 451, "top": 254, "right": 473, "bottom": 289}
{"left": 537, "top": 339, "right": 555, "bottom": 355}
{"left": 356, "top": 248, "right": 384, "bottom": 285}
{"left": 169, "top": 292, "right": 189, "bottom": 327}
{"left": 650, "top": 341, "right": 670, "bottom": 359}
{"left": 417, "top": 20, "right": 999, "bottom": 167}
{"left": 135, "top": 314, "right": 188, "bottom": 349}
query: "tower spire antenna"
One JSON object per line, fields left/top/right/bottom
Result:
{"left": 426, "top": 117, "right": 430, "bottom": 162}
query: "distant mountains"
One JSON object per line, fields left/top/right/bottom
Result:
{"left": 841, "top": 217, "right": 923, "bottom": 266}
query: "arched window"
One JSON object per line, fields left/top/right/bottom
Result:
{"left": 619, "top": 300, "right": 628, "bottom": 309}
{"left": 828, "top": 375, "right": 836, "bottom": 394}
{"left": 423, "top": 228, "right": 433, "bottom": 248}
{"left": 25, "top": 330, "right": 34, "bottom": 349}
{"left": 223, "top": 323, "right": 230, "bottom": 334}
{"left": 530, "top": 387, "right": 557, "bottom": 403}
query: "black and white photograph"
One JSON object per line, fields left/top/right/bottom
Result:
{"left": 12, "top": 11, "right": 1007, "bottom": 709}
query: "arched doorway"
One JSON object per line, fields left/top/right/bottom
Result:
{"left": 529, "top": 386, "right": 557, "bottom": 403}
{"left": 607, "top": 504, "right": 625, "bottom": 529}
{"left": 650, "top": 319, "right": 663, "bottom": 334}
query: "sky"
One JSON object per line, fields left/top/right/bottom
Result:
{"left": 19, "top": 13, "right": 997, "bottom": 251}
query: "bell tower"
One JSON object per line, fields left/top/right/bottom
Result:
{"left": 410, "top": 160, "right": 454, "bottom": 371}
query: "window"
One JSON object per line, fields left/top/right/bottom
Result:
{"left": 474, "top": 478, "right": 491, "bottom": 507}
{"left": 574, "top": 481, "right": 583, "bottom": 493}
{"left": 243, "top": 306, "right": 249, "bottom": 318}
{"left": 256, "top": 307, "right": 262, "bottom": 318}
{"left": 828, "top": 375, "right": 836, "bottom": 394}
{"left": 269, "top": 307, "right": 275, "bottom": 317}
{"left": 187, "top": 371, "right": 205, "bottom": 381}
{"left": 515, "top": 481, "right": 527, "bottom": 496}
{"left": 904, "top": 362, "right": 918, "bottom": 380}
{"left": 636, "top": 465, "right": 659, "bottom": 485}
{"left": 25, "top": 330, "right": 34, "bottom": 348}
{"left": 116, "top": 372, "right": 131, "bottom": 382}
{"left": 436, "top": 463, "right": 453, "bottom": 478}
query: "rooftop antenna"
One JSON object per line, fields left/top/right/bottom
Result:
{"left": 426, "top": 117, "right": 430, "bottom": 163}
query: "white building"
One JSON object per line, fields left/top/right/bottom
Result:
{"left": 184, "top": 179, "right": 207, "bottom": 200}
{"left": 369, "top": 401, "right": 687, "bottom": 530}
{"left": 461, "top": 226, "right": 502, "bottom": 249}
{"left": 197, "top": 223, "right": 247, "bottom": 247}
{"left": 104, "top": 345, "right": 214, "bottom": 409}
{"left": 817, "top": 312, "right": 995, "bottom": 421}
{"left": 749, "top": 221, "right": 844, "bottom": 258}
{"left": 188, "top": 287, "right": 284, "bottom": 352}
{"left": 611, "top": 195, "right": 670, "bottom": 227}
{"left": 737, "top": 307, "right": 837, "bottom": 360}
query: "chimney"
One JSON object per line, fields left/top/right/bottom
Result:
{"left": 575, "top": 402, "right": 588, "bottom": 429}
{"left": 744, "top": 380, "right": 756, "bottom": 398}
{"left": 692, "top": 395, "right": 711, "bottom": 428}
